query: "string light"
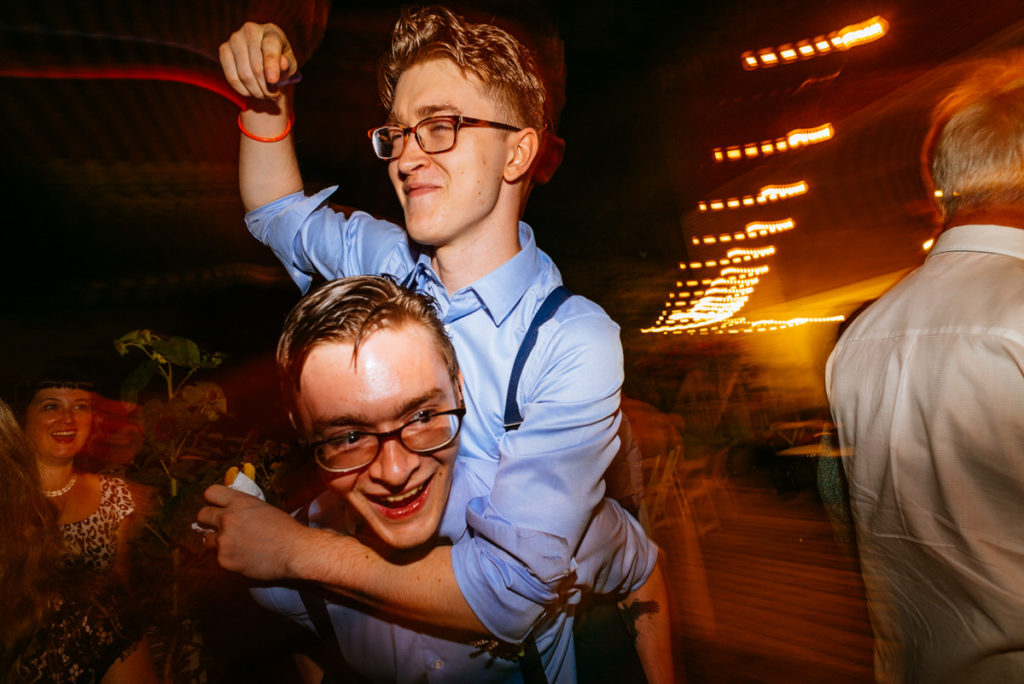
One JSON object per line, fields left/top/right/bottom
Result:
{"left": 698, "top": 181, "right": 808, "bottom": 212}
{"left": 712, "top": 123, "right": 833, "bottom": 162}
{"left": 693, "top": 219, "right": 795, "bottom": 245}
{"left": 643, "top": 314, "right": 845, "bottom": 335}
{"left": 740, "top": 16, "right": 889, "bottom": 71}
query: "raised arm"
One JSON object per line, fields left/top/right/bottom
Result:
{"left": 219, "top": 22, "right": 304, "bottom": 211}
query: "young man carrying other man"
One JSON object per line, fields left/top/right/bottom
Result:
{"left": 201, "top": 5, "right": 673, "bottom": 682}
{"left": 231, "top": 275, "right": 661, "bottom": 681}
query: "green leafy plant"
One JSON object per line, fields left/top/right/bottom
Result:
{"left": 114, "top": 330, "right": 288, "bottom": 682}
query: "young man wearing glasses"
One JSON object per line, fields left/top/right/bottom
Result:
{"left": 223, "top": 275, "right": 658, "bottom": 682}
{"left": 205, "top": 6, "right": 669, "bottom": 681}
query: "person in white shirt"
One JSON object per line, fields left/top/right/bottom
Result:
{"left": 826, "top": 50, "right": 1024, "bottom": 683}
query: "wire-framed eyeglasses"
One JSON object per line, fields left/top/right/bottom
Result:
{"left": 367, "top": 115, "right": 521, "bottom": 160}
{"left": 307, "top": 407, "right": 466, "bottom": 475}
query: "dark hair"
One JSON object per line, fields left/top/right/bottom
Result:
{"left": 277, "top": 275, "right": 459, "bottom": 414}
{"left": 11, "top": 367, "right": 94, "bottom": 425}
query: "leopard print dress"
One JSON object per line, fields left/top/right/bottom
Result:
{"left": 61, "top": 475, "right": 134, "bottom": 571}
{"left": 17, "top": 477, "right": 141, "bottom": 682}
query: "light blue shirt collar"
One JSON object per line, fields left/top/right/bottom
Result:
{"left": 411, "top": 222, "right": 541, "bottom": 327}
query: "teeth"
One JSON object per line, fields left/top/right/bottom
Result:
{"left": 52, "top": 431, "right": 76, "bottom": 437}
{"left": 382, "top": 482, "right": 425, "bottom": 505}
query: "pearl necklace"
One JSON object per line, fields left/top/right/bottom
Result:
{"left": 43, "top": 473, "right": 78, "bottom": 498}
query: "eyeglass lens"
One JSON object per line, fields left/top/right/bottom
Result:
{"left": 372, "top": 118, "right": 457, "bottom": 159}
{"left": 315, "top": 411, "right": 461, "bottom": 471}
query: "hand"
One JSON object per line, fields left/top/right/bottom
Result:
{"left": 219, "top": 22, "right": 298, "bottom": 100}
{"left": 197, "top": 484, "right": 307, "bottom": 580}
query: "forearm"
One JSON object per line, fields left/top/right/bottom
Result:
{"left": 238, "top": 94, "right": 304, "bottom": 211}
{"left": 620, "top": 553, "right": 676, "bottom": 684}
{"left": 290, "top": 526, "right": 487, "bottom": 634}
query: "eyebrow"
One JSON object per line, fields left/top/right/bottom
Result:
{"left": 310, "top": 388, "right": 448, "bottom": 435}
{"left": 388, "top": 103, "right": 463, "bottom": 127}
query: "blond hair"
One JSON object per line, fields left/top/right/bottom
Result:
{"left": 378, "top": 5, "right": 547, "bottom": 133}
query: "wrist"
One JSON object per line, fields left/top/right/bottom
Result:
{"left": 238, "top": 108, "right": 294, "bottom": 143}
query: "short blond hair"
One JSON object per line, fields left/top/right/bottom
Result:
{"left": 378, "top": 5, "right": 547, "bottom": 133}
{"left": 924, "top": 50, "right": 1024, "bottom": 222}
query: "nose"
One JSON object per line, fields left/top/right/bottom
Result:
{"left": 395, "top": 130, "right": 429, "bottom": 176}
{"left": 369, "top": 435, "right": 420, "bottom": 488}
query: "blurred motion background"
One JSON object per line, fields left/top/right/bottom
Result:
{"left": 2, "top": 1, "right": 1022, "bottom": 681}
{"left": 2, "top": 0, "right": 1021, "bottom": 413}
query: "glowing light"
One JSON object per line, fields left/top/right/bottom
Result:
{"left": 745, "top": 218, "right": 795, "bottom": 236}
{"left": 713, "top": 126, "right": 831, "bottom": 163}
{"left": 839, "top": 16, "right": 889, "bottom": 48}
{"left": 923, "top": 238, "right": 935, "bottom": 251}
{"left": 727, "top": 246, "right": 775, "bottom": 259}
{"left": 643, "top": 314, "right": 845, "bottom": 335}
{"left": 700, "top": 181, "right": 808, "bottom": 211}
{"left": 740, "top": 15, "right": 888, "bottom": 70}
{"left": 933, "top": 190, "right": 943, "bottom": 198}
{"left": 787, "top": 123, "right": 834, "bottom": 148}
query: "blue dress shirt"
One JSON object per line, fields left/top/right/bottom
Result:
{"left": 246, "top": 189, "right": 654, "bottom": 678}
{"left": 252, "top": 496, "right": 656, "bottom": 683}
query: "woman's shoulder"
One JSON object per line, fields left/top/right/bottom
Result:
{"left": 96, "top": 474, "right": 135, "bottom": 516}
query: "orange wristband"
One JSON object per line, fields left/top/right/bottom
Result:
{"left": 237, "top": 111, "right": 294, "bottom": 143}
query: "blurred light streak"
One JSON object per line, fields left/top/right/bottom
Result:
{"left": 0, "top": 65, "right": 248, "bottom": 109}
{"left": 923, "top": 238, "right": 935, "bottom": 251}
{"left": 713, "top": 124, "right": 832, "bottom": 163}
{"left": 692, "top": 219, "right": 794, "bottom": 245}
{"left": 698, "top": 181, "right": 807, "bottom": 212}
{"left": 740, "top": 16, "right": 889, "bottom": 70}
{"left": 644, "top": 314, "right": 845, "bottom": 335}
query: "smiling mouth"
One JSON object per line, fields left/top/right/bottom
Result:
{"left": 51, "top": 431, "right": 78, "bottom": 443}
{"left": 368, "top": 476, "right": 433, "bottom": 520}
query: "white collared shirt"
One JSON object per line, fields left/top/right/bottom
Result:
{"left": 826, "top": 224, "right": 1024, "bottom": 683}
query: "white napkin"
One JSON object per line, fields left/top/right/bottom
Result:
{"left": 192, "top": 471, "right": 266, "bottom": 534}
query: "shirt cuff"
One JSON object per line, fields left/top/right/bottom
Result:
{"left": 451, "top": 496, "right": 577, "bottom": 643}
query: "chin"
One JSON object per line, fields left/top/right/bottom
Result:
{"left": 373, "top": 517, "right": 440, "bottom": 550}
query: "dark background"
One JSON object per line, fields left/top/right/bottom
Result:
{"left": 1, "top": 0, "right": 1021, "bottom": 415}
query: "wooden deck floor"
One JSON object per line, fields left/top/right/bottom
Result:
{"left": 654, "top": 471, "right": 875, "bottom": 683}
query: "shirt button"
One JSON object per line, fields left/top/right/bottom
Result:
{"left": 432, "top": 659, "right": 443, "bottom": 671}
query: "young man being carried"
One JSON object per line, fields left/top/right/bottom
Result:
{"left": 202, "top": 6, "right": 671, "bottom": 681}
{"left": 233, "top": 275, "right": 660, "bottom": 682}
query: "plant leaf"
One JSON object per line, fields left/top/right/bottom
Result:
{"left": 121, "top": 360, "right": 159, "bottom": 403}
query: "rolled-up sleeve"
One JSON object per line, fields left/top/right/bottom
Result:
{"left": 452, "top": 304, "right": 626, "bottom": 642}
{"left": 245, "top": 188, "right": 411, "bottom": 292}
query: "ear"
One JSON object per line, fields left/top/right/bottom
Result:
{"left": 503, "top": 127, "right": 540, "bottom": 183}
